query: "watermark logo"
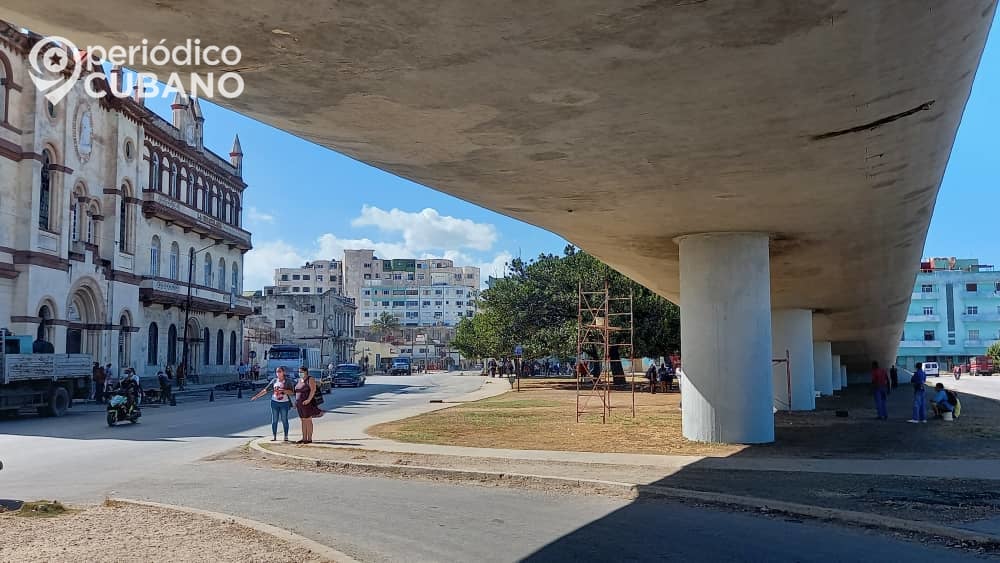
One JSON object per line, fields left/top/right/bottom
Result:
{"left": 28, "top": 35, "right": 245, "bottom": 105}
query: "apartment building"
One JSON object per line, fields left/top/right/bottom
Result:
{"left": 896, "top": 257, "right": 1000, "bottom": 370}
{"left": 273, "top": 259, "right": 344, "bottom": 296}
{"left": 245, "top": 289, "right": 356, "bottom": 366}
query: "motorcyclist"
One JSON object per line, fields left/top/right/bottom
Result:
{"left": 119, "top": 368, "right": 142, "bottom": 413}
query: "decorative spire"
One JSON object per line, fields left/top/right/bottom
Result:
{"left": 191, "top": 97, "right": 204, "bottom": 121}
{"left": 230, "top": 134, "right": 243, "bottom": 177}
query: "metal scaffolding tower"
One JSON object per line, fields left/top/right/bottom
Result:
{"left": 575, "top": 279, "right": 634, "bottom": 423}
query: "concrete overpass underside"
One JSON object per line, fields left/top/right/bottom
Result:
{"left": 2, "top": 1, "right": 994, "bottom": 442}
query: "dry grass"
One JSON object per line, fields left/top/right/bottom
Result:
{"left": 370, "top": 386, "right": 745, "bottom": 457}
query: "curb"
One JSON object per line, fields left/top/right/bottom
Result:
{"left": 250, "top": 440, "right": 636, "bottom": 497}
{"left": 108, "top": 497, "right": 359, "bottom": 563}
{"left": 251, "top": 440, "right": 1000, "bottom": 547}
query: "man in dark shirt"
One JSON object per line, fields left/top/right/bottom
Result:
{"left": 871, "top": 361, "right": 889, "bottom": 420}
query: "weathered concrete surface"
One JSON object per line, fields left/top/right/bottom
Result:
{"left": 1, "top": 1, "right": 994, "bottom": 368}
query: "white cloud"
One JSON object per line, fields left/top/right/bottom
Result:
{"left": 476, "top": 252, "right": 513, "bottom": 282}
{"left": 246, "top": 206, "right": 275, "bottom": 224}
{"left": 351, "top": 205, "right": 497, "bottom": 252}
{"left": 243, "top": 240, "right": 306, "bottom": 291}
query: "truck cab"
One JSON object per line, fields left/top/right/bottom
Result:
{"left": 389, "top": 357, "right": 412, "bottom": 376}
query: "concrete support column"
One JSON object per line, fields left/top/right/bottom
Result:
{"left": 678, "top": 232, "right": 773, "bottom": 444}
{"left": 831, "top": 354, "right": 842, "bottom": 391}
{"left": 771, "top": 309, "right": 816, "bottom": 411}
{"left": 813, "top": 341, "right": 833, "bottom": 396}
{"left": 841, "top": 365, "right": 848, "bottom": 388}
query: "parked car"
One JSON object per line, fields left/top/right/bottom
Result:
{"left": 389, "top": 357, "right": 413, "bottom": 376}
{"left": 923, "top": 362, "right": 940, "bottom": 377}
{"left": 331, "top": 364, "right": 366, "bottom": 387}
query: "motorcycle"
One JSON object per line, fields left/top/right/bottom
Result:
{"left": 106, "top": 389, "right": 141, "bottom": 426}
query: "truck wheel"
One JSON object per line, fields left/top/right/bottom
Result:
{"left": 47, "top": 387, "right": 70, "bottom": 417}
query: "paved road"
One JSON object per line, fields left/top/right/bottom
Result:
{"left": 2, "top": 372, "right": 996, "bottom": 562}
{"left": 113, "top": 460, "right": 994, "bottom": 563}
{"left": 0, "top": 373, "right": 484, "bottom": 502}
{"left": 934, "top": 373, "right": 1000, "bottom": 401}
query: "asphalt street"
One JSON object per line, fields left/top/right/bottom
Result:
{"left": 2, "top": 372, "right": 998, "bottom": 562}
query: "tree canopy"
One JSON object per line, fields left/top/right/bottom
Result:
{"left": 371, "top": 311, "right": 400, "bottom": 342}
{"left": 452, "top": 245, "right": 680, "bottom": 361}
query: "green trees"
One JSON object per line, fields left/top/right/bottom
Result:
{"left": 451, "top": 245, "right": 680, "bottom": 362}
{"left": 371, "top": 311, "right": 401, "bottom": 343}
{"left": 987, "top": 341, "right": 1000, "bottom": 372}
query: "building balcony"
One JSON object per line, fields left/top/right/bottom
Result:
{"left": 139, "top": 277, "right": 252, "bottom": 317}
{"left": 905, "top": 314, "right": 940, "bottom": 323}
{"left": 900, "top": 340, "right": 940, "bottom": 348}
{"left": 911, "top": 292, "right": 940, "bottom": 300}
{"left": 141, "top": 190, "right": 252, "bottom": 251}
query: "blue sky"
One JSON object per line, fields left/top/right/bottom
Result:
{"left": 143, "top": 13, "right": 999, "bottom": 291}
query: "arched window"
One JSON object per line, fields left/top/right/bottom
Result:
{"left": 70, "top": 203, "right": 79, "bottom": 241}
{"left": 118, "top": 184, "right": 132, "bottom": 252}
{"left": 118, "top": 314, "right": 131, "bottom": 368}
{"left": 149, "top": 235, "right": 160, "bottom": 276}
{"left": 169, "top": 242, "right": 180, "bottom": 280}
{"left": 203, "top": 253, "right": 213, "bottom": 287}
{"left": 216, "top": 329, "right": 224, "bottom": 365}
{"left": 186, "top": 173, "right": 195, "bottom": 204}
{"left": 86, "top": 205, "right": 97, "bottom": 244}
{"left": 229, "top": 331, "right": 237, "bottom": 364}
{"left": 38, "top": 150, "right": 52, "bottom": 230}
{"left": 167, "top": 324, "right": 177, "bottom": 366}
{"left": 150, "top": 153, "right": 160, "bottom": 190}
{"left": 147, "top": 322, "right": 158, "bottom": 365}
{"left": 231, "top": 262, "right": 239, "bottom": 293}
{"left": 37, "top": 305, "right": 53, "bottom": 343}
{"left": 0, "top": 61, "right": 7, "bottom": 123}
{"left": 218, "top": 258, "right": 226, "bottom": 291}
{"left": 203, "top": 328, "right": 210, "bottom": 365}
{"left": 170, "top": 163, "right": 179, "bottom": 198}
{"left": 200, "top": 183, "right": 208, "bottom": 211}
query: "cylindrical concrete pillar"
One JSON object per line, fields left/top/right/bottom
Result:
{"left": 771, "top": 309, "right": 816, "bottom": 411}
{"left": 841, "top": 365, "right": 848, "bottom": 388}
{"left": 813, "top": 341, "right": 833, "bottom": 396}
{"left": 831, "top": 354, "right": 842, "bottom": 391}
{"left": 678, "top": 232, "right": 773, "bottom": 444}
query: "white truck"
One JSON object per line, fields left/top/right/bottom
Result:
{"left": 1, "top": 332, "right": 93, "bottom": 417}
{"left": 265, "top": 344, "right": 323, "bottom": 381}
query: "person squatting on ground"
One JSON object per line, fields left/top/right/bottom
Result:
{"left": 251, "top": 366, "right": 294, "bottom": 441}
{"left": 294, "top": 366, "right": 323, "bottom": 444}
{"left": 931, "top": 383, "right": 962, "bottom": 420}
{"left": 871, "top": 361, "right": 889, "bottom": 420}
{"left": 908, "top": 362, "right": 928, "bottom": 423}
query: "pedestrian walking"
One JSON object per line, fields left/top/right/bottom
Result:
{"left": 176, "top": 363, "right": 186, "bottom": 390}
{"left": 889, "top": 364, "right": 899, "bottom": 390}
{"left": 645, "top": 361, "right": 658, "bottom": 394}
{"left": 870, "top": 361, "right": 889, "bottom": 420}
{"left": 908, "top": 362, "right": 928, "bottom": 423}
{"left": 156, "top": 370, "right": 172, "bottom": 405}
{"left": 92, "top": 362, "right": 106, "bottom": 404}
{"left": 251, "top": 366, "right": 293, "bottom": 441}
{"left": 293, "top": 366, "right": 323, "bottom": 444}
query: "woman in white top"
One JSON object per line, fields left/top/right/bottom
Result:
{"left": 251, "top": 366, "right": 293, "bottom": 441}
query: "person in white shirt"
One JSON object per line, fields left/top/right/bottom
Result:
{"left": 250, "top": 367, "right": 293, "bottom": 441}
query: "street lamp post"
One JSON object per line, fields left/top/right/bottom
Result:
{"left": 180, "top": 241, "right": 221, "bottom": 386}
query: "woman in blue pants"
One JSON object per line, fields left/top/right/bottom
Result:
{"left": 251, "top": 366, "right": 294, "bottom": 440}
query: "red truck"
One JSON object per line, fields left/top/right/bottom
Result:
{"left": 970, "top": 356, "right": 995, "bottom": 376}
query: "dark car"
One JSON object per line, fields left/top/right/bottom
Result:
{"left": 332, "top": 364, "right": 366, "bottom": 387}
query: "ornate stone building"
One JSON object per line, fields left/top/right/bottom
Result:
{"left": 0, "top": 23, "right": 252, "bottom": 382}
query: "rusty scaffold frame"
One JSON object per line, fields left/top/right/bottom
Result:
{"left": 575, "top": 279, "right": 635, "bottom": 423}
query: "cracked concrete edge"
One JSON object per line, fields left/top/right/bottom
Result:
{"left": 251, "top": 440, "right": 1000, "bottom": 547}
{"left": 108, "top": 497, "right": 359, "bottom": 563}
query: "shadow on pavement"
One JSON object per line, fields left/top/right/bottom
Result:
{"left": 522, "top": 380, "right": 1000, "bottom": 561}
{"left": 0, "top": 382, "right": 413, "bottom": 442}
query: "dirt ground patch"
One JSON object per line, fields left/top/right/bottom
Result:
{"left": 371, "top": 385, "right": 743, "bottom": 456}
{"left": 0, "top": 501, "right": 331, "bottom": 563}
{"left": 370, "top": 379, "right": 1000, "bottom": 459}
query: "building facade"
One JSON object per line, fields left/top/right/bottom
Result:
{"left": 896, "top": 257, "right": 1000, "bottom": 371}
{"left": 244, "top": 289, "right": 356, "bottom": 367}
{"left": 342, "top": 249, "right": 479, "bottom": 327}
{"left": 0, "top": 25, "right": 251, "bottom": 383}
{"left": 273, "top": 259, "right": 344, "bottom": 296}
